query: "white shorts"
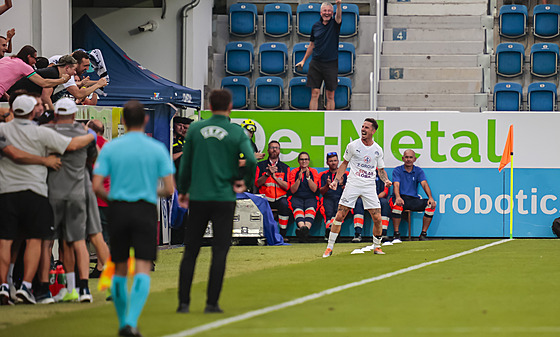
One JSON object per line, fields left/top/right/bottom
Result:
{"left": 339, "top": 183, "right": 380, "bottom": 210}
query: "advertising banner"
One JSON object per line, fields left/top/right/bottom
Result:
{"left": 201, "top": 110, "right": 559, "bottom": 238}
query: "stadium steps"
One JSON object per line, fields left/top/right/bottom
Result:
{"left": 378, "top": 1, "right": 491, "bottom": 112}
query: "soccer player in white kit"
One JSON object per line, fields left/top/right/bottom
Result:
{"left": 323, "top": 118, "right": 392, "bottom": 257}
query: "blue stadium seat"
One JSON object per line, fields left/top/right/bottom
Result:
{"left": 528, "top": 82, "right": 557, "bottom": 111}
{"left": 334, "top": 3, "right": 360, "bottom": 38}
{"left": 264, "top": 3, "right": 292, "bottom": 37}
{"left": 292, "top": 43, "right": 312, "bottom": 76}
{"left": 493, "top": 82, "right": 522, "bottom": 111}
{"left": 297, "top": 3, "right": 321, "bottom": 37}
{"left": 533, "top": 4, "right": 560, "bottom": 38}
{"left": 499, "top": 5, "right": 527, "bottom": 38}
{"left": 225, "top": 42, "right": 254, "bottom": 76}
{"left": 255, "top": 77, "right": 284, "bottom": 110}
{"left": 229, "top": 3, "right": 258, "bottom": 37}
{"left": 531, "top": 43, "right": 559, "bottom": 77}
{"left": 221, "top": 76, "right": 250, "bottom": 109}
{"left": 496, "top": 43, "right": 525, "bottom": 77}
{"left": 324, "top": 77, "right": 352, "bottom": 110}
{"left": 289, "top": 77, "right": 311, "bottom": 109}
{"left": 259, "top": 42, "right": 288, "bottom": 76}
{"left": 338, "top": 43, "right": 356, "bottom": 76}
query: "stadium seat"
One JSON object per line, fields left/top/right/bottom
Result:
{"left": 493, "top": 82, "right": 522, "bottom": 111}
{"left": 255, "top": 76, "right": 284, "bottom": 110}
{"left": 499, "top": 5, "right": 527, "bottom": 38}
{"left": 334, "top": 3, "right": 360, "bottom": 38}
{"left": 531, "top": 43, "right": 559, "bottom": 77}
{"left": 229, "top": 3, "right": 258, "bottom": 37}
{"left": 259, "top": 42, "right": 288, "bottom": 76}
{"left": 264, "top": 3, "right": 292, "bottom": 37}
{"left": 528, "top": 82, "right": 557, "bottom": 111}
{"left": 221, "top": 76, "right": 250, "bottom": 109}
{"left": 324, "top": 77, "right": 352, "bottom": 110}
{"left": 495, "top": 43, "right": 525, "bottom": 77}
{"left": 288, "top": 77, "right": 311, "bottom": 109}
{"left": 297, "top": 3, "right": 321, "bottom": 37}
{"left": 225, "top": 42, "right": 254, "bottom": 76}
{"left": 292, "top": 43, "right": 312, "bottom": 76}
{"left": 338, "top": 43, "right": 356, "bottom": 76}
{"left": 533, "top": 4, "right": 560, "bottom": 39}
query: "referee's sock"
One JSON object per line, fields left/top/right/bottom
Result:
{"left": 112, "top": 276, "right": 129, "bottom": 329}
{"left": 125, "top": 273, "right": 151, "bottom": 328}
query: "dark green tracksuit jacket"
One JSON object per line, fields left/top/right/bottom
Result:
{"left": 177, "top": 114, "right": 256, "bottom": 201}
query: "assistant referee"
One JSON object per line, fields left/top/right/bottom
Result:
{"left": 176, "top": 89, "right": 256, "bottom": 314}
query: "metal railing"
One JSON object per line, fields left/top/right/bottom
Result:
{"left": 370, "top": 0, "right": 384, "bottom": 111}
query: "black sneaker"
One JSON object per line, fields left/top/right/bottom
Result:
{"left": 204, "top": 304, "right": 223, "bottom": 313}
{"left": 176, "top": 302, "right": 189, "bottom": 313}
{"left": 351, "top": 234, "right": 362, "bottom": 243}
{"left": 118, "top": 325, "right": 143, "bottom": 337}
{"left": 16, "top": 284, "right": 36, "bottom": 304}
{"left": 89, "top": 266, "right": 102, "bottom": 279}
{"left": 419, "top": 232, "right": 428, "bottom": 241}
{"left": 0, "top": 284, "right": 13, "bottom": 305}
{"left": 300, "top": 226, "right": 310, "bottom": 242}
{"left": 324, "top": 226, "right": 331, "bottom": 241}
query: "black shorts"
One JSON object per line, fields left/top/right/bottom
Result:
{"left": 307, "top": 59, "right": 338, "bottom": 91}
{"left": 107, "top": 201, "right": 158, "bottom": 263}
{"left": 0, "top": 190, "right": 54, "bottom": 240}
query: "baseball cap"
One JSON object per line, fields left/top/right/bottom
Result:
{"left": 55, "top": 54, "right": 77, "bottom": 67}
{"left": 55, "top": 98, "right": 78, "bottom": 115}
{"left": 12, "top": 95, "right": 37, "bottom": 116}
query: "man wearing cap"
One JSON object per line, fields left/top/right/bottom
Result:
{"left": 7, "top": 54, "right": 78, "bottom": 111}
{"left": 38, "top": 98, "right": 97, "bottom": 303}
{"left": 172, "top": 116, "right": 192, "bottom": 175}
{"left": 48, "top": 50, "right": 108, "bottom": 104}
{"left": 0, "top": 95, "right": 95, "bottom": 305}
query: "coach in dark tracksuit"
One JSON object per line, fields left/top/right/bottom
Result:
{"left": 176, "top": 89, "right": 256, "bottom": 314}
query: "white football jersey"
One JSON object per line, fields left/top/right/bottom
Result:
{"left": 343, "top": 139, "right": 385, "bottom": 186}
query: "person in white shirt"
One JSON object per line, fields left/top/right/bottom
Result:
{"left": 322, "top": 118, "right": 392, "bottom": 257}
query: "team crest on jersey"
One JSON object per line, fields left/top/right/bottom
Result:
{"left": 363, "top": 156, "right": 372, "bottom": 164}
{"left": 200, "top": 126, "right": 228, "bottom": 140}
{"left": 375, "top": 151, "right": 380, "bottom": 156}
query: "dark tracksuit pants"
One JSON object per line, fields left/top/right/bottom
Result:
{"left": 178, "top": 200, "right": 236, "bottom": 306}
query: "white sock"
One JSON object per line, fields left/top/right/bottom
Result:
{"left": 327, "top": 232, "right": 339, "bottom": 250}
{"left": 66, "top": 272, "right": 76, "bottom": 292}
{"left": 373, "top": 236, "right": 382, "bottom": 247}
{"left": 7, "top": 263, "right": 14, "bottom": 284}
{"left": 22, "top": 281, "right": 32, "bottom": 289}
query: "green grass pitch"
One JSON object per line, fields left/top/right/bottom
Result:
{"left": 1, "top": 239, "right": 559, "bottom": 337}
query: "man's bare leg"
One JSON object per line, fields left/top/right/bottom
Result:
{"left": 323, "top": 205, "right": 350, "bottom": 257}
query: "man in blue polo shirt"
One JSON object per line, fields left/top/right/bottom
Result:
{"left": 389, "top": 149, "right": 437, "bottom": 241}
{"left": 93, "top": 100, "right": 174, "bottom": 337}
{"left": 295, "top": 0, "right": 342, "bottom": 110}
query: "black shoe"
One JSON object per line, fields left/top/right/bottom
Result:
{"left": 176, "top": 303, "right": 189, "bottom": 313}
{"left": 89, "top": 266, "right": 102, "bottom": 279}
{"left": 351, "top": 234, "right": 362, "bottom": 243}
{"left": 300, "top": 226, "right": 309, "bottom": 242}
{"left": 279, "top": 228, "right": 289, "bottom": 242}
{"left": 324, "top": 227, "right": 331, "bottom": 241}
{"left": 419, "top": 232, "right": 428, "bottom": 241}
{"left": 118, "top": 325, "right": 143, "bottom": 337}
{"left": 204, "top": 304, "right": 223, "bottom": 313}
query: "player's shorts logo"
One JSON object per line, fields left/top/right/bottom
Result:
{"left": 364, "top": 156, "right": 372, "bottom": 164}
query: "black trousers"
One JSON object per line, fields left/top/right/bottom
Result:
{"left": 178, "top": 200, "right": 236, "bottom": 306}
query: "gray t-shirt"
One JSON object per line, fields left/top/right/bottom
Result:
{"left": 0, "top": 129, "right": 10, "bottom": 159}
{"left": 0, "top": 119, "right": 71, "bottom": 197}
{"left": 44, "top": 122, "right": 97, "bottom": 200}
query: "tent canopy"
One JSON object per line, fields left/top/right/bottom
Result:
{"left": 72, "top": 14, "right": 201, "bottom": 109}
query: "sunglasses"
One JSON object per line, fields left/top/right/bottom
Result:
{"left": 327, "top": 152, "right": 337, "bottom": 156}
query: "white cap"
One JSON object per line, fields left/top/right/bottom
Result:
{"left": 12, "top": 95, "right": 37, "bottom": 116}
{"left": 54, "top": 98, "right": 78, "bottom": 115}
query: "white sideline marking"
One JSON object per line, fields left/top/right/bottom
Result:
{"left": 162, "top": 239, "right": 512, "bottom": 337}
